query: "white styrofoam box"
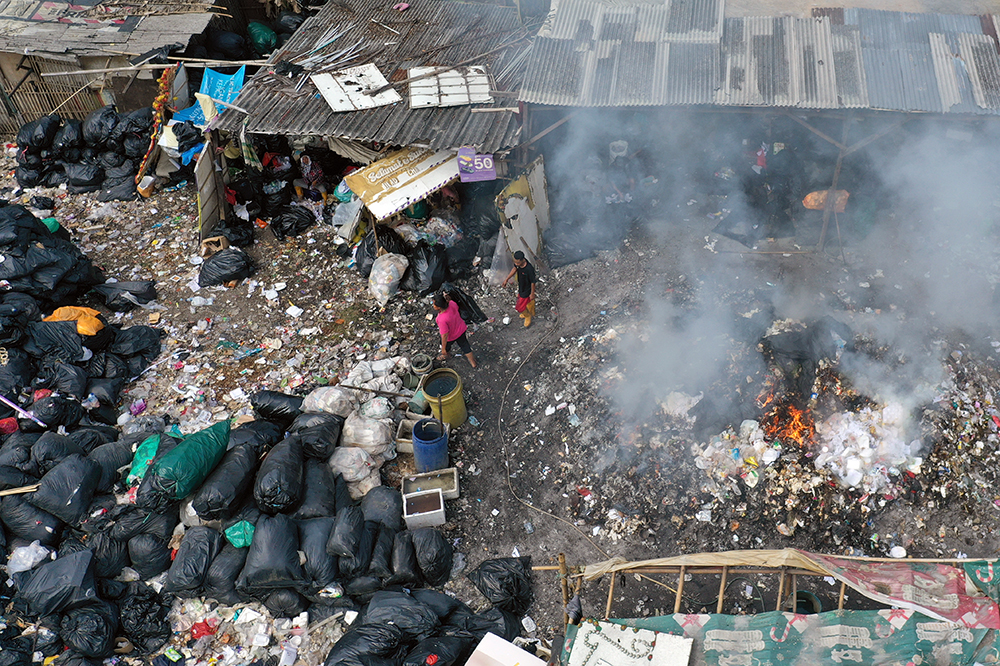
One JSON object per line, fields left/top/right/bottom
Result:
{"left": 403, "top": 488, "right": 445, "bottom": 529}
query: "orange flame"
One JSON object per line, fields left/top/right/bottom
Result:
{"left": 757, "top": 381, "right": 816, "bottom": 446}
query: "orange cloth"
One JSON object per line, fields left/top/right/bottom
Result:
{"left": 43, "top": 306, "right": 105, "bottom": 336}
{"left": 802, "top": 190, "right": 850, "bottom": 213}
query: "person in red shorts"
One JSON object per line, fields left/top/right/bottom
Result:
{"left": 502, "top": 250, "right": 537, "bottom": 327}
{"left": 433, "top": 292, "right": 477, "bottom": 368}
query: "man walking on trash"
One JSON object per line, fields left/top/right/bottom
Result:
{"left": 433, "top": 292, "right": 477, "bottom": 368}
{"left": 502, "top": 250, "right": 537, "bottom": 327}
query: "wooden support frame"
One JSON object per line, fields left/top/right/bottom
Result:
{"left": 604, "top": 572, "right": 616, "bottom": 620}
{"left": 674, "top": 566, "right": 686, "bottom": 613}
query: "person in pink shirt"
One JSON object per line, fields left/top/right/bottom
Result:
{"left": 433, "top": 292, "right": 477, "bottom": 368}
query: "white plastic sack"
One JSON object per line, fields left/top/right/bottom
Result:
{"left": 360, "top": 397, "right": 393, "bottom": 420}
{"left": 329, "top": 446, "right": 377, "bottom": 483}
{"left": 334, "top": 196, "right": 364, "bottom": 240}
{"left": 369, "top": 253, "right": 409, "bottom": 307}
{"left": 392, "top": 223, "right": 420, "bottom": 245}
{"left": 346, "top": 468, "right": 382, "bottom": 500}
{"left": 301, "top": 386, "right": 358, "bottom": 418}
{"left": 342, "top": 412, "right": 395, "bottom": 458}
{"left": 7, "top": 541, "right": 51, "bottom": 574}
{"left": 180, "top": 496, "right": 223, "bottom": 530}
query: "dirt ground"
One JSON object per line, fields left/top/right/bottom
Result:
{"left": 4, "top": 138, "right": 1000, "bottom": 653}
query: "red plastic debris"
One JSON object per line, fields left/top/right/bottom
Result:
{"left": 32, "top": 389, "right": 52, "bottom": 402}
{"left": 0, "top": 418, "right": 17, "bottom": 435}
{"left": 425, "top": 655, "right": 439, "bottom": 666}
{"left": 191, "top": 620, "right": 218, "bottom": 639}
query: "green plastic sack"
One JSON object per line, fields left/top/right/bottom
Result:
{"left": 126, "top": 434, "right": 161, "bottom": 486}
{"left": 404, "top": 200, "right": 428, "bottom": 220}
{"left": 225, "top": 520, "right": 255, "bottom": 548}
{"left": 248, "top": 22, "right": 277, "bottom": 56}
{"left": 139, "top": 422, "right": 230, "bottom": 507}
{"left": 41, "top": 217, "right": 61, "bottom": 234}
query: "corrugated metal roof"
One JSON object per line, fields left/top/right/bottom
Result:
{"left": 521, "top": 0, "right": 1000, "bottom": 115}
{"left": 224, "top": 0, "right": 529, "bottom": 153}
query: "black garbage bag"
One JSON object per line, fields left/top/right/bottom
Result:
{"left": 97, "top": 152, "right": 125, "bottom": 170}
{"left": 33, "top": 361, "right": 88, "bottom": 398}
{"left": 18, "top": 550, "right": 96, "bottom": 616}
{"left": 0, "top": 432, "right": 38, "bottom": 475}
{"left": 761, "top": 316, "right": 854, "bottom": 401}
{"left": 108, "top": 325, "right": 161, "bottom": 375}
{"left": 290, "top": 459, "right": 338, "bottom": 520}
{"left": 127, "top": 534, "right": 171, "bottom": 579}
{"left": 276, "top": 11, "right": 306, "bottom": 32}
{"left": 327, "top": 506, "right": 363, "bottom": 557}
{"left": 21, "top": 395, "right": 83, "bottom": 432}
{"left": 403, "top": 634, "right": 476, "bottom": 666}
{"left": 411, "top": 528, "right": 452, "bottom": 587}
{"left": 63, "top": 163, "right": 104, "bottom": 187}
{"left": 82, "top": 107, "right": 118, "bottom": 147}
{"left": 401, "top": 242, "right": 447, "bottom": 295}
{"left": 206, "top": 29, "right": 246, "bottom": 59}
{"left": 357, "top": 226, "right": 407, "bottom": 278}
{"left": 103, "top": 160, "right": 136, "bottom": 180}
{"left": 108, "top": 503, "right": 177, "bottom": 542}
{"left": 0, "top": 293, "right": 39, "bottom": 346}
{"left": 293, "top": 419, "right": 344, "bottom": 461}
{"left": 67, "top": 183, "right": 101, "bottom": 195}
{"left": 192, "top": 442, "right": 260, "bottom": 522}
{"left": 368, "top": 525, "right": 395, "bottom": 580}
{"left": 271, "top": 205, "right": 315, "bottom": 241}
{"left": 96, "top": 177, "right": 137, "bottom": 203}
{"left": 111, "top": 107, "right": 153, "bottom": 141}
{"left": 411, "top": 589, "right": 473, "bottom": 621}
{"left": 366, "top": 590, "right": 439, "bottom": 640}
{"left": 118, "top": 583, "right": 170, "bottom": 654}
{"left": 88, "top": 441, "right": 132, "bottom": 493}
{"left": 250, "top": 390, "right": 302, "bottom": 426}
{"left": 323, "top": 623, "right": 405, "bottom": 666}
{"left": 163, "top": 526, "right": 221, "bottom": 595}
{"left": 17, "top": 115, "right": 61, "bottom": 150}
{"left": 254, "top": 436, "right": 303, "bottom": 514}
{"left": 171, "top": 121, "right": 202, "bottom": 154}
{"left": 77, "top": 493, "right": 116, "bottom": 534}
{"left": 446, "top": 285, "right": 487, "bottom": 324}
{"left": 339, "top": 520, "right": 378, "bottom": 579}
{"left": 459, "top": 608, "right": 521, "bottom": 642}
{"left": 85, "top": 531, "right": 129, "bottom": 579}
{"left": 52, "top": 120, "right": 83, "bottom": 151}
{"left": 85, "top": 377, "right": 124, "bottom": 407}
{"left": 388, "top": 530, "right": 420, "bottom": 585}
{"left": 24, "top": 321, "right": 83, "bottom": 364}
{"left": 16, "top": 147, "right": 41, "bottom": 167}
{"left": 217, "top": 215, "right": 254, "bottom": 247}
{"left": 362, "top": 486, "right": 403, "bottom": 532}
{"left": 31, "top": 433, "right": 85, "bottom": 475}
{"left": 0, "top": 466, "right": 36, "bottom": 490}
{"left": 65, "top": 425, "right": 116, "bottom": 452}
{"left": 15, "top": 166, "right": 43, "bottom": 188}
{"left": 467, "top": 557, "right": 533, "bottom": 615}
{"left": 123, "top": 135, "right": 149, "bottom": 159}
{"left": 91, "top": 281, "right": 156, "bottom": 311}
{"left": 344, "top": 575, "right": 381, "bottom": 598}
{"left": 203, "top": 542, "right": 248, "bottom": 605}
{"left": 1, "top": 495, "right": 62, "bottom": 545}
{"left": 288, "top": 411, "right": 342, "bottom": 435}
{"left": 298, "top": 517, "right": 338, "bottom": 588}
{"left": 236, "top": 513, "right": 305, "bottom": 593}
{"left": 229, "top": 420, "right": 284, "bottom": 451}
{"left": 265, "top": 588, "right": 309, "bottom": 618}
{"left": 28, "top": 454, "right": 100, "bottom": 525}
{"left": 60, "top": 599, "right": 118, "bottom": 658}
{"left": 198, "top": 247, "right": 253, "bottom": 287}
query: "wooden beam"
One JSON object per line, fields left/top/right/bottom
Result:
{"left": 785, "top": 112, "right": 846, "bottom": 151}
{"left": 559, "top": 553, "right": 570, "bottom": 629}
{"left": 817, "top": 117, "right": 851, "bottom": 252}
{"left": 522, "top": 111, "right": 578, "bottom": 148}
{"left": 605, "top": 572, "right": 616, "bottom": 620}
{"left": 776, "top": 567, "right": 786, "bottom": 612}
{"left": 842, "top": 119, "right": 906, "bottom": 157}
{"left": 838, "top": 582, "right": 847, "bottom": 610}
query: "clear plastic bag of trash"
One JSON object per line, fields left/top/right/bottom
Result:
{"left": 342, "top": 413, "right": 395, "bottom": 457}
{"left": 360, "top": 397, "right": 393, "bottom": 420}
{"left": 7, "top": 540, "right": 51, "bottom": 574}
{"left": 329, "top": 446, "right": 377, "bottom": 483}
{"left": 301, "top": 386, "right": 357, "bottom": 417}
{"left": 369, "top": 253, "right": 409, "bottom": 307}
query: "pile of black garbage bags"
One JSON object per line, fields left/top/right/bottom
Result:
{"left": 0, "top": 384, "right": 534, "bottom": 665}
{"left": 14, "top": 104, "right": 154, "bottom": 202}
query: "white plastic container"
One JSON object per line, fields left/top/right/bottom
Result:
{"left": 403, "top": 488, "right": 445, "bottom": 529}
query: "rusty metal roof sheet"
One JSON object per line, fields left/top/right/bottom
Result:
{"left": 224, "top": 0, "right": 530, "bottom": 152}
{"left": 522, "top": 0, "right": 1000, "bottom": 115}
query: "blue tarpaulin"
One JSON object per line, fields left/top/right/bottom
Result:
{"left": 173, "top": 66, "right": 246, "bottom": 126}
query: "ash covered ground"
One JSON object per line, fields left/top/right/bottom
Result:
{"left": 4, "top": 111, "right": 1000, "bottom": 641}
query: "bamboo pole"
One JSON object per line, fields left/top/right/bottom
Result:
{"left": 559, "top": 554, "right": 570, "bottom": 629}
{"left": 838, "top": 582, "right": 847, "bottom": 610}
{"left": 604, "top": 572, "right": 616, "bottom": 620}
{"left": 790, "top": 574, "right": 797, "bottom": 612}
{"left": 716, "top": 566, "right": 728, "bottom": 614}
{"left": 775, "top": 567, "right": 786, "bottom": 612}
{"left": 0, "top": 484, "right": 39, "bottom": 497}
{"left": 674, "top": 566, "right": 686, "bottom": 613}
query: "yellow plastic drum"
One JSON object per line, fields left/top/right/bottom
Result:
{"left": 420, "top": 368, "right": 467, "bottom": 428}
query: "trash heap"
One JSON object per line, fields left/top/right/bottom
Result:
{"left": 14, "top": 105, "right": 154, "bottom": 202}
{"left": 0, "top": 384, "right": 534, "bottom": 665}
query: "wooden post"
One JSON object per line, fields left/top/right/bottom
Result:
{"left": 674, "top": 566, "right": 686, "bottom": 613}
{"left": 776, "top": 567, "right": 786, "bottom": 612}
{"left": 818, "top": 117, "right": 851, "bottom": 252}
{"left": 716, "top": 566, "right": 728, "bottom": 614}
{"left": 605, "top": 572, "right": 617, "bottom": 620}
{"left": 790, "top": 574, "right": 797, "bottom": 613}
{"left": 838, "top": 582, "right": 847, "bottom": 610}
{"left": 558, "top": 553, "right": 570, "bottom": 628}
